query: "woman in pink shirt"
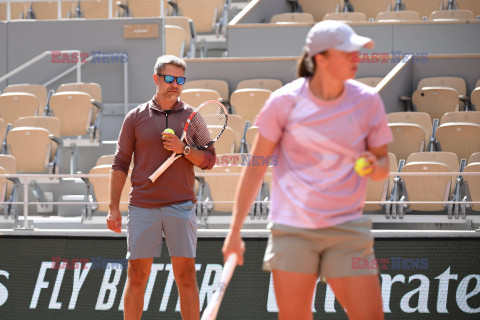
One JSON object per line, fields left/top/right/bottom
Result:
{"left": 223, "top": 21, "right": 393, "bottom": 320}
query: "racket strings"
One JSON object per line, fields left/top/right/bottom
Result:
{"left": 186, "top": 102, "right": 228, "bottom": 148}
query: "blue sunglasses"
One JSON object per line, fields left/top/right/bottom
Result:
{"left": 157, "top": 74, "right": 186, "bottom": 85}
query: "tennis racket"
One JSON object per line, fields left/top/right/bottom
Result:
{"left": 201, "top": 253, "right": 238, "bottom": 320}
{"left": 148, "top": 100, "right": 228, "bottom": 183}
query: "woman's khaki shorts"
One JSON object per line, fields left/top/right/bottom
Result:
{"left": 263, "top": 217, "right": 378, "bottom": 280}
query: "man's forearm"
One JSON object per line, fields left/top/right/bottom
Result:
{"left": 109, "top": 170, "right": 127, "bottom": 209}
{"left": 184, "top": 148, "right": 207, "bottom": 167}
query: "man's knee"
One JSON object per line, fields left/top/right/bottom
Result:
{"left": 127, "top": 260, "right": 152, "bottom": 287}
{"left": 172, "top": 258, "right": 198, "bottom": 290}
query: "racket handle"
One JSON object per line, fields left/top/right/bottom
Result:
{"left": 148, "top": 155, "right": 177, "bottom": 183}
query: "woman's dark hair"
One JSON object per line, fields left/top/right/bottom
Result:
{"left": 296, "top": 47, "right": 327, "bottom": 78}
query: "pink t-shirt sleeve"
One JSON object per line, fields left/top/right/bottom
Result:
{"left": 366, "top": 93, "right": 393, "bottom": 149}
{"left": 256, "top": 93, "right": 294, "bottom": 143}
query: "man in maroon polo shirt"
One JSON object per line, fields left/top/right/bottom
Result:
{"left": 107, "top": 55, "right": 215, "bottom": 320}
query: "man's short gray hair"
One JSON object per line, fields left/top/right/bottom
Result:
{"left": 154, "top": 55, "right": 187, "bottom": 74}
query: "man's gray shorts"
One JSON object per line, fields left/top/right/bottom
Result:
{"left": 126, "top": 201, "right": 197, "bottom": 260}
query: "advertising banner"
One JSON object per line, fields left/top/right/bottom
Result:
{"left": 0, "top": 236, "right": 479, "bottom": 319}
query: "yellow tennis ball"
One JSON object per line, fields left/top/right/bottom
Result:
{"left": 163, "top": 128, "right": 175, "bottom": 135}
{"left": 355, "top": 157, "right": 372, "bottom": 177}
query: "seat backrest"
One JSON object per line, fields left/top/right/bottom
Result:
{"left": 180, "top": 89, "right": 221, "bottom": 108}
{"left": 49, "top": 91, "right": 93, "bottom": 136}
{"left": 0, "top": 118, "right": 4, "bottom": 143}
{"left": 364, "top": 152, "right": 397, "bottom": 211}
{"left": 388, "top": 123, "right": 426, "bottom": 160}
{"left": 96, "top": 154, "right": 115, "bottom": 166}
{"left": 204, "top": 113, "right": 243, "bottom": 147}
{"left": 57, "top": 82, "right": 102, "bottom": 102}
{"left": 113, "top": 0, "right": 169, "bottom": 17}
{"left": 406, "top": 152, "right": 459, "bottom": 172}
{"left": 417, "top": 77, "right": 466, "bottom": 96}
{"left": 412, "top": 87, "right": 460, "bottom": 120}
{"left": 61, "top": 0, "right": 109, "bottom": 19}
{"left": 165, "top": 16, "right": 192, "bottom": 48}
{"left": 401, "top": 161, "right": 453, "bottom": 211}
{"left": 176, "top": 0, "right": 223, "bottom": 33}
{"left": 165, "top": 25, "right": 187, "bottom": 57}
{"left": 203, "top": 165, "right": 243, "bottom": 212}
{"left": 440, "top": 111, "right": 480, "bottom": 125}
{"left": 236, "top": 79, "right": 283, "bottom": 92}
{"left": 209, "top": 126, "right": 236, "bottom": 154}
{"left": 461, "top": 162, "right": 480, "bottom": 211}
{"left": 471, "top": 88, "right": 480, "bottom": 109}
{"left": 387, "top": 112, "right": 432, "bottom": 142}
{"left": 323, "top": 12, "right": 367, "bottom": 22}
{"left": 8, "top": 1, "right": 58, "bottom": 20}
{"left": 230, "top": 89, "right": 272, "bottom": 124}
{"left": 376, "top": 10, "right": 420, "bottom": 22}
{"left": 7, "top": 127, "right": 52, "bottom": 173}
{"left": 355, "top": 77, "right": 383, "bottom": 88}
{"left": 0, "top": 92, "right": 40, "bottom": 125}
{"left": 469, "top": 152, "right": 480, "bottom": 164}
{"left": 270, "top": 12, "right": 314, "bottom": 23}
{"left": 89, "top": 165, "right": 132, "bottom": 212}
{"left": 436, "top": 123, "right": 480, "bottom": 161}
{"left": 3, "top": 84, "right": 47, "bottom": 106}
{"left": 14, "top": 116, "right": 61, "bottom": 137}
{"left": 183, "top": 79, "right": 229, "bottom": 102}
{"left": 245, "top": 126, "right": 258, "bottom": 152}
{"left": 429, "top": 9, "right": 474, "bottom": 21}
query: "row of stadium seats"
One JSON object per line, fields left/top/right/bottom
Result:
{"left": 270, "top": 9, "right": 478, "bottom": 24}
{"left": 0, "top": 82, "right": 103, "bottom": 141}
{"left": 388, "top": 111, "right": 480, "bottom": 161}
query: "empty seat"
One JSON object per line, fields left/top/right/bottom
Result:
{"left": 375, "top": 10, "right": 420, "bottom": 22}
{"left": 209, "top": 126, "right": 236, "bottom": 154}
{"left": 7, "top": 127, "right": 57, "bottom": 173}
{"left": 236, "top": 78, "right": 283, "bottom": 92}
{"left": 203, "top": 165, "right": 243, "bottom": 212}
{"left": 401, "top": 161, "right": 453, "bottom": 211}
{"left": 429, "top": 9, "right": 474, "bottom": 21}
{"left": 13, "top": 116, "right": 62, "bottom": 160}
{"left": 364, "top": 153, "right": 397, "bottom": 211}
{"left": 270, "top": 12, "right": 314, "bottom": 24}
{"left": 0, "top": 155, "right": 18, "bottom": 213}
{"left": 0, "top": 118, "right": 5, "bottom": 146}
{"left": 440, "top": 111, "right": 480, "bottom": 125}
{"left": 387, "top": 112, "right": 432, "bottom": 142}
{"left": 182, "top": 79, "right": 229, "bottom": 103}
{"left": 180, "top": 89, "right": 221, "bottom": 108}
{"left": 165, "top": 25, "right": 187, "bottom": 57}
{"left": 88, "top": 165, "right": 132, "bottom": 213}
{"left": 323, "top": 12, "right": 367, "bottom": 22}
{"left": 230, "top": 89, "right": 272, "bottom": 124}
{"left": 176, "top": 0, "right": 223, "bottom": 33}
{"left": 435, "top": 122, "right": 480, "bottom": 160}
{"left": 406, "top": 152, "right": 459, "bottom": 172}
{"left": 463, "top": 162, "right": 480, "bottom": 211}
{"left": 355, "top": 77, "right": 383, "bottom": 88}
{"left": 8, "top": 1, "right": 58, "bottom": 20}
{"left": 471, "top": 87, "right": 480, "bottom": 109}
{"left": 49, "top": 91, "right": 98, "bottom": 138}
{"left": 115, "top": 0, "right": 170, "bottom": 17}
{"left": 0, "top": 92, "right": 40, "bottom": 125}
{"left": 57, "top": 82, "right": 103, "bottom": 126}
{"left": 417, "top": 76, "right": 467, "bottom": 97}
{"left": 165, "top": 16, "right": 196, "bottom": 57}
{"left": 388, "top": 123, "right": 426, "bottom": 160}
{"left": 3, "top": 83, "right": 47, "bottom": 106}
{"left": 412, "top": 87, "right": 460, "bottom": 120}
